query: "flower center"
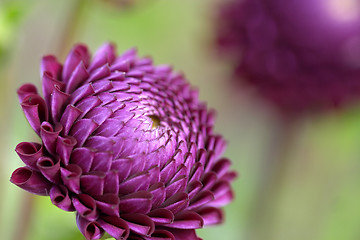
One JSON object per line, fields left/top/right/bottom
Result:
{"left": 148, "top": 115, "right": 161, "bottom": 129}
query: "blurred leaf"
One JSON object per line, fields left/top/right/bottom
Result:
{"left": 0, "top": 0, "right": 28, "bottom": 61}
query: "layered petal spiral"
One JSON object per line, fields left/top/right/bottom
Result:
{"left": 11, "top": 43, "right": 236, "bottom": 240}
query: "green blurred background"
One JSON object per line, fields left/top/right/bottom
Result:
{"left": 1, "top": 0, "right": 360, "bottom": 239}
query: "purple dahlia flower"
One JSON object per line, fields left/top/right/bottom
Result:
{"left": 217, "top": 0, "right": 360, "bottom": 114}
{"left": 10, "top": 43, "right": 236, "bottom": 240}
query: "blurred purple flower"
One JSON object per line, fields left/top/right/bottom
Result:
{"left": 216, "top": 0, "right": 360, "bottom": 114}
{"left": 10, "top": 43, "right": 236, "bottom": 240}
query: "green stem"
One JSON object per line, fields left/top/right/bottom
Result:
{"left": 56, "top": 0, "right": 87, "bottom": 59}
{"left": 244, "top": 116, "right": 300, "bottom": 240}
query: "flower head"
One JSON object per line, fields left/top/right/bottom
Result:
{"left": 10, "top": 43, "right": 236, "bottom": 240}
{"left": 216, "top": 0, "right": 360, "bottom": 115}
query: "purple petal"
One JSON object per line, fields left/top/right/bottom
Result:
{"left": 188, "top": 162, "right": 204, "bottom": 183}
{"left": 186, "top": 181, "right": 203, "bottom": 200}
{"left": 87, "top": 65, "right": 111, "bottom": 83}
{"left": 69, "top": 83, "right": 95, "bottom": 105}
{"left": 90, "top": 151, "right": 112, "bottom": 172}
{"left": 49, "top": 185, "right": 75, "bottom": 211}
{"left": 95, "top": 194, "right": 120, "bottom": 217}
{"left": 10, "top": 167, "right": 52, "bottom": 196}
{"left": 65, "top": 61, "right": 89, "bottom": 93}
{"left": 196, "top": 207, "right": 223, "bottom": 226}
{"left": 56, "top": 136, "right": 77, "bottom": 165}
{"left": 120, "top": 191, "right": 153, "bottom": 214}
{"left": 70, "top": 147, "right": 94, "bottom": 173}
{"left": 70, "top": 119, "right": 99, "bottom": 147}
{"left": 111, "top": 158, "right": 133, "bottom": 182}
{"left": 80, "top": 173, "right": 105, "bottom": 196}
{"left": 15, "top": 142, "right": 43, "bottom": 169}
{"left": 148, "top": 208, "right": 174, "bottom": 224}
{"left": 98, "top": 216, "right": 129, "bottom": 240}
{"left": 76, "top": 214, "right": 104, "bottom": 240}
{"left": 40, "top": 55, "right": 62, "bottom": 79}
{"left": 42, "top": 72, "right": 65, "bottom": 106}
{"left": 88, "top": 43, "right": 116, "bottom": 72}
{"left": 50, "top": 85, "right": 70, "bottom": 122}
{"left": 103, "top": 171, "right": 119, "bottom": 195}
{"left": 17, "top": 84, "right": 38, "bottom": 103}
{"left": 37, "top": 156, "right": 61, "bottom": 183}
{"left": 187, "top": 191, "right": 214, "bottom": 211}
{"left": 40, "top": 122, "right": 62, "bottom": 155}
{"left": 21, "top": 94, "right": 48, "bottom": 134}
{"left": 73, "top": 194, "right": 99, "bottom": 221}
{"left": 165, "top": 175, "right": 187, "bottom": 199}
{"left": 162, "top": 211, "right": 203, "bottom": 229}
{"left": 122, "top": 213, "right": 155, "bottom": 236}
{"left": 168, "top": 229, "right": 201, "bottom": 240}
{"left": 201, "top": 172, "right": 217, "bottom": 192}
{"left": 60, "top": 164, "right": 82, "bottom": 194}
{"left": 60, "top": 104, "right": 83, "bottom": 135}
{"left": 63, "top": 44, "right": 90, "bottom": 82}
{"left": 144, "top": 229, "right": 175, "bottom": 240}
{"left": 118, "top": 171, "right": 151, "bottom": 195}
{"left": 161, "top": 192, "right": 189, "bottom": 214}
{"left": 148, "top": 182, "right": 166, "bottom": 208}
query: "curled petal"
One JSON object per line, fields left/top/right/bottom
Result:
{"left": 211, "top": 158, "right": 232, "bottom": 179}
{"left": 87, "top": 65, "right": 111, "bottom": 83}
{"left": 60, "top": 104, "right": 83, "bottom": 135}
{"left": 61, "top": 164, "right": 82, "bottom": 194}
{"left": 122, "top": 213, "right": 155, "bottom": 236}
{"left": 118, "top": 171, "right": 151, "bottom": 195}
{"left": 148, "top": 208, "right": 174, "bottom": 224}
{"left": 69, "top": 83, "right": 95, "bottom": 105}
{"left": 120, "top": 191, "right": 153, "bottom": 214}
{"left": 88, "top": 42, "right": 116, "bottom": 72}
{"left": 196, "top": 207, "right": 223, "bottom": 226}
{"left": 80, "top": 173, "right": 105, "bottom": 196}
{"left": 148, "top": 182, "right": 166, "bottom": 208}
{"left": 76, "top": 214, "right": 104, "bottom": 240}
{"left": 95, "top": 194, "right": 120, "bottom": 217}
{"left": 98, "top": 216, "right": 129, "bottom": 240}
{"left": 70, "top": 147, "right": 94, "bottom": 173}
{"left": 17, "top": 84, "right": 38, "bottom": 103}
{"left": 188, "top": 162, "right": 204, "bottom": 183}
{"left": 162, "top": 211, "right": 203, "bottom": 229}
{"left": 42, "top": 72, "right": 65, "bottom": 107}
{"left": 21, "top": 94, "right": 48, "bottom": 134}
{"left": 40, "top": 55, "right": 62, "bottom": 79}
{"left": 167, "top": 229, "right": 201, "bottom": 240}
{"left": 186, "top": 181, "right": 203, "bottom": 200}
{"left": 144, "top": 229, "right": 175, "bottom": 240}
{"left": 165, "top": 175, "right": 187, "bottom": 199}
{"left": 103, "top": 171, "right": 119, "bottom": 195}
{"left": 187, "top": 191, "right": 215, "bottom": 211}
{"left": 63, "top": 44, "right": 90, "bottom": 82}
{"left": 50, "top": 85, "right": 70, "bottom": 122}
{"left": 56, "top": 136, "right": 77, "bottom": 165}
{"left": 15, "top": 142, "right": 43, "bottom": 169}
{"left": 10, "top": 167, "right": 52, "bottom": 196}
{"left": 37, "top": 156, "right": 61, "bottom": 183}
{"left": 50, "top": 185, "right": 74, "bottom": 211}
{"left": 161, "top": 192, "right": 189, "bottom": 215}
{"left": 73, "top": 194, "right": 99, "bottom": 221}
{"left": 70, "top": 119, "right": 99, "bottom": 147}
{"left": 111, "top": 158, "right": 133, "bottom": 182}
{"left": 40, "top": 122, "right": 62, "bottom": 155}
{"left": 65, "top": 61, "right": 89, "bottom": 93}
{"left": 201, "top": 172, "right": 217, "bottom": 192}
